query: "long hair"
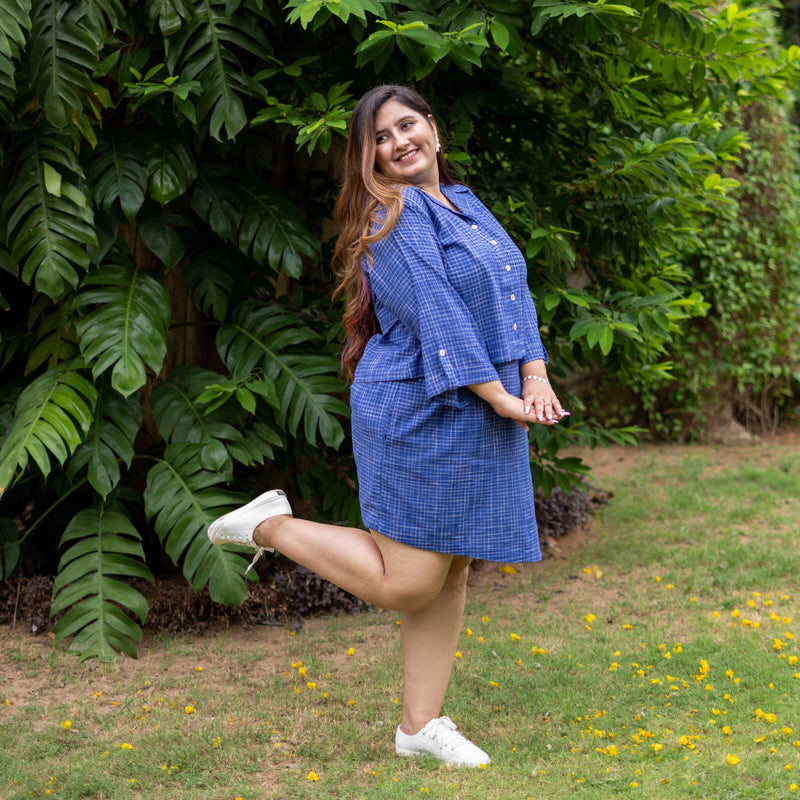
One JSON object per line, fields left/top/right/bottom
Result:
{"left": 333, "top": 84, "right": 457, "bottom": 380}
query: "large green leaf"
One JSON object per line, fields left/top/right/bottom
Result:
{"left": 217, "top": 302, "right": 349, "bottom": 448}
{"left": 0, "top": 517, "right": 20, "bottom": 579}
{"left": 165, "top": 0, "right": 272, "bottom": 141}
{"left": 70, "top": 253, "right": 171, "bottom": 397}
{"left": 84, "top": 136, "right": 148, "bottom": 218}
{"left": 0, "top": 0, "right": 31, "bottom": 121}
{"left": 51, "top": 506, "right": 153, "bottom": 661}
{"left": 67, "top": 382, "right": 143, "bottom": 498}
{"left": 3, "top": 131, "right": 97, "bottom": 299}
{"left": 0, "top": 364, "right": 97, "bottom": 495}
{"left": 150, "top": 365, "right": 243, "bottom": 472}
{"left": 25, "top": 294, "right": 80, "bottom": 373}
{"left": 237, "top": 181, "right": 319, "bottom": 278}
{"left": 182, "top": 248, "right": 234, "bottom": 321}
{"left": 27, "top": 0, "right": 101, "bottom": 128}
{"left": 143, "top": 442, "right": 252, "bottom": 605}
{"left": 146, "top": 137, "right": 197, "bottom": 205}
{"left": 146, "top": 0, "right": 193, "bottom": 35}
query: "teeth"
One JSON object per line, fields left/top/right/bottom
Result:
{"left": 398, "top": 149, "right": 418, "bottom": 162}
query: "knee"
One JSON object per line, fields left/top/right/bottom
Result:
{"left": 388, "top": 584, "right": 442, "bottom": 613}
{"left": 386, "top": 557, "right": 472, "bottom": 613}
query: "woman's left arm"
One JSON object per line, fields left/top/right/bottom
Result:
{"left": 520, "top": 360, "right": 569, "bottom": 423}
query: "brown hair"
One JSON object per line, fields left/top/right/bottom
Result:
{"left": 333, "top": 84, "right": 456, "bottom": 380}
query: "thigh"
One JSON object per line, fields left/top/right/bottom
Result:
{"left": 370, "top": 529, "right": 454, "bottom": 599}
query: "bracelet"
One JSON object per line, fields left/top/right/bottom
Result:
{"left": 522, "top": 374, "right": 549, "bottom": 385}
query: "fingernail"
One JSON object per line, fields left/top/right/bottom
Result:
{"left": 524, "top": 405, "right": 531, "bottom": 414}
{"left": 538, "top": 414, "right": 544, "bottom": 421}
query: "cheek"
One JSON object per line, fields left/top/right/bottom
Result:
{"left": 375, "top": 145, "right": 396, "bottom": 173}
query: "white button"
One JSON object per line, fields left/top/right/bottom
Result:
{"left": 505, "top": 264, "right": 511, "bottom": 271}
{"left": 513, "top": 324, "right": 518, "bottom": 331}
{"left": 439, "top": 348, "right": 446, "bottom": 356}
{"left": 490, "top": 239, "right": 497, "bottom": 245}
{"left": 510, "top": 293, "right": 516, "bottom": 301}
{"left": 471, "top": 224, "right": 478, "bottom": 230}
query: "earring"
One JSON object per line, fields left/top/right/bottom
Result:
{"left": 435, "top": 136, "right": 441, "bottom": 153}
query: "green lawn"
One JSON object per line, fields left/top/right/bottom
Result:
{"left": 2, "top": 440, "right": 799, "bottom": 799}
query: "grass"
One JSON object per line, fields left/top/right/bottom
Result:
{"left": 2, "top": 440, "right": 800, "bottom": 799}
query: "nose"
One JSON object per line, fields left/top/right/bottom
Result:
{"left": 394, "top": 128, "right": 410, "bottom": 149}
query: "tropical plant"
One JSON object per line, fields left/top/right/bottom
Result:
{"left": 0, "top": 0, "right": 798, "bottom": 658}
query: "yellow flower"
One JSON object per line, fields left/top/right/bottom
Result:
{"left": 346, "top": 648, "right": 355, "bottom": 656}
{"left": 195, "top": 666, "right": 203, "bottom": 672}
{"left": 307, "top": 771, "right": 319, "bottom": 781}
{"left": 651, "top": 743, "right": 663, "bottom": 753}
{"left": 120, "top": 743, "right": 133, "bottom": 750}
{"left": 481, "top": 615, "right": 490, "bottom": 623}
{"left": 727, "top": 754, "right": 740, "bottom": 766}
{"left": 61, "top": 720, "right": 72, "bottom": 729}
{"left": 790, "top": 783, "right": 798, "bottom": 792}
{"left": 454, "top": 651, "right": 462, "bottom": 659}
{"left": 185, "top": 705, "right": 195, "bottom": 714}
{"left": 500, "top": 565, "right": 517, "bottom": 575}
{"left": 466, "top": 628, "right": 473, "bottom": 637}
{"left": 722, "top": 726, "right": 732, "bottom": 735}
{"left": 510, "top": 633, "right": 520, "bottom": 641}
{"left": 489, "top": 681, "right": 500, "bottom": 688}
{"left": 584, "top": 614, "right": 596, "bottom": 624}
{"left": 306, "top": 682, "right": 316, "bottom": 690}
{"left": 298, "top": 666, "right": 306, "bottom": 677}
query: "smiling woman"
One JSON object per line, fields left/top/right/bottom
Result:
{"left": 373, "top": 100, "right": 445, "bottom": 201}
{"left": 208, "top": 83, "right": 568, "bottom": 768}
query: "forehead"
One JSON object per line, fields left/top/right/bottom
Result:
{"left": 374, "top": 99, "right": 425, "bottom": 130}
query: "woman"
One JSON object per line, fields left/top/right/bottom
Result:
{"left": 208, "top": 84, "right": 568, "bottom": 767}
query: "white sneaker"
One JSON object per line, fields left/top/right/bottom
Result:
{"left": 207, "top": 490, "right": 292, "bottom": 573}
{"left": 395, "top": 716, "right": 490, "bottom": 767}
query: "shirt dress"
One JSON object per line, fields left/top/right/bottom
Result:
{"left": 350, "top": 183, "right": 548, "bottom": 563}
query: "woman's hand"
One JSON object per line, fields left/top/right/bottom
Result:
{"left": 521, "top": 383, "right": 568, "bottom": 424}
{"left": 468, "top": 379, "right": 569, "bottom": 429}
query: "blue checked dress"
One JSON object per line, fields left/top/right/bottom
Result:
{"left": 350, "top": 183, "right": 547, "bottom": 563}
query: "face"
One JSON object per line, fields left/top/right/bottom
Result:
{"left": 372, "top": 98, "right": 439, "bottom": 190}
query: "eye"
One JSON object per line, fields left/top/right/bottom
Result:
{"left": 375, "top": 134, "right": 387, "bottom": 144}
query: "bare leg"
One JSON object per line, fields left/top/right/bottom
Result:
{"left": 399, "top": 557, "right": 471, "bottom": 734}
{"left": 254, "top": 516, "right": 453, "bottom": 612}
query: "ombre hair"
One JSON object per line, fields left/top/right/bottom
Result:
{"left": 333, "top": 85, "right": 457, "bottom": 380}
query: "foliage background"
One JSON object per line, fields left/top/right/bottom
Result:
{"left": 0, "top": 0, "right": 799, "bottom": 658}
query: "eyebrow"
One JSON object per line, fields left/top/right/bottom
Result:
{"left": 374, "top": 115, "right": 416, "bottom": 136}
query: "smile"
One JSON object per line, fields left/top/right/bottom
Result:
{"left": 396, "top": 148, "right": 419, "bottom": 162}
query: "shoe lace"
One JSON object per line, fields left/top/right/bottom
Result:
{"left": 245, "top": 547, "right": 265, "bottom": 575}
{"left": 427, "top": 717, "right": 471, "bottom": 752}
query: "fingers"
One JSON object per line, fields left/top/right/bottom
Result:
{"left": 522, "top": 391, "right": 571, "bottom": 425}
